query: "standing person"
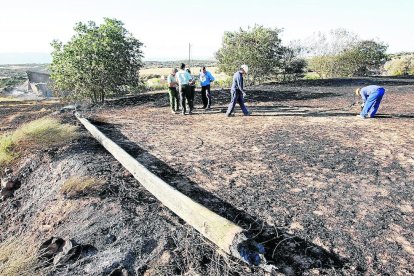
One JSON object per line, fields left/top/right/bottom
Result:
{"left": 199, "top": 66, "right": 215, "bottom": 109}
{"left": 176, "top": 63, "right": 192, "bottom": 115}
{"left": 187, "top": 69, "right": 196, "bottom": 114}
{"left": 355, "top": 85, "right": 386, "bottom": 118}
{"left": 167, "top": 68, "right": 179, "bottom": 113}
{"left": 226, "top": 64, "right": 251, "bottom": 117}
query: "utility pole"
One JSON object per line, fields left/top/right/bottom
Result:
{"left": 188, "top": 43, "right": 191, "bottom": 70}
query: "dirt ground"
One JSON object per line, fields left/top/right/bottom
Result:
{"left": 92, "top": 77, "right": 414, "bottom": 275}
{"left": 1, "top": 76, "right": 413, "bottom": 275}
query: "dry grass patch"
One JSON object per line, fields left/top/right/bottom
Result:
{"left": 0, "top": 97, "right": 23, "bottom": 102}
{"left": 0, "top": 117, "right": 78, "bottom": 167}
{"left": 0, "top": 237, "right": 39, "bottom": 276}
{"left": 60, "top": 176, "right": 105, "bottom": 196}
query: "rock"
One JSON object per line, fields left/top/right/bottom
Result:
{"left": 123, "top": 170, "right": 132, "bottom": 178}
{"left": 38, "top": 237, "right": 66, "bottom": 262}
{"left": 109, "top": 267, "right": 129, "bottom": 276}
{"left": 4, "top": 168, "right": 12, "bottom": 175}
{"left": 60, "top": 104, "right": 81, "bottom": 112}
{"left": 53, "top": 239, "right": 80, "bottom": 265}
{"left": 0, "top": 189, "right": 14, "bottom": 200}
{"left": 1, "top": 177, "right": 20, "bottom": 190}
{"left": 38, "top": 237, "right": 97, "bottom": 267}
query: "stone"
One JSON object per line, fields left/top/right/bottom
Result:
{"left": 0, "top": 189, "right": 14, "bottom": 200}
{"left": 53, "top": 239, "right": 80, "bottom": 265}
{"left": 1, "top": 177, "right": 18, "bottom": 190}
{"left": 109, "top": 267, "right": 129, "bottom": 276}
{"left": 4, "top": 168, "right": 12, "bottom": 175}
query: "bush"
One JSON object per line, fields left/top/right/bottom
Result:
{"left": 50, "top": 18, "right": 144, "bottom": 103}
{"left": 216, "top": 25, "right": 284, "bottom": 84}
{"left": 305, "top": 29, "right": 388, "bottom": 78}
{"left": 384, "top": 54, "right": 414, "bottom": 76}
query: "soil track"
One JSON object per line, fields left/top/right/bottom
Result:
{"left": 92, "top": 77, "right": 414, "bottom": 275}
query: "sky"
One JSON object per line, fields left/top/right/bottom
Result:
{"left": 0, "top": 0, "right": 413, "bottom": 63}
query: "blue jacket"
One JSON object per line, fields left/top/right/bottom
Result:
{"left": 199, "top": 71, "right": 215, "bottom": 87}
{"left": 360, "top": 85, "right": 385, "bottom": 102}
{"left": 231, "top": 71, "right": 244, "bottom": 93}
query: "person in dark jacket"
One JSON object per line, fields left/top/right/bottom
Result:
{"left": 226, "top": 64, "right": 251, "bottom": 117}
{"left": 355, "top": 85, "right": 386, "bottom": 118}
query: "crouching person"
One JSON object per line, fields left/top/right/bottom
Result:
{"left": 356, "top": 85, "right": 386, "bottom": 119}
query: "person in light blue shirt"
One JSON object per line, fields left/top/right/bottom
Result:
{"left": 226, "top": 64, "right": 251, "bottom": 117}
{"left": 355, "top": 85, "right": 386, "bottom": 118}
{"left": 199, "top": 66, "right": 215, "bottom": 109}
{"left": 176, "top": 63, "right": 193, "bottom": 115}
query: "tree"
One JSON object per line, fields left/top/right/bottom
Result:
{"left": 50, "top": 18, "right": 143, "bottom": 103}
{"left": 384, "top": 54, "right": 414, "bottom": 76}
{"left": 215, "top": 25, "right": 284, "bottom": 84}
{"left": 306, "top": 29, "right": 359, "bottom": 78}
{"left": 279, "top": 43, "right": 307, "bottom": 81}
{"left": 337, "top": 40, "right": 388, "bottom": 76}
{"left": 305, "top": 29, "right": 388, "bottom": 78}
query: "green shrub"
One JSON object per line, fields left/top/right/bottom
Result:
{"left": 384, "top": 55, "right": 414, "bottom": 76}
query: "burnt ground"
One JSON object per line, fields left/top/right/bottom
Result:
{"left": 0, "top": 76, "right": 413, "bottom": 276}
{"left": 1, "top": 101, "right": 252, "bottom": 275}
{"left": 92, "top": 76, "right": 414, "bottom": 275}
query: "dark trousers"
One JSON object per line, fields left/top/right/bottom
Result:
{"left": 226, "top": 90, "right": 248, "bottom": 115}
{"left": 201, "top": 85, "right": 211, "bottom": 108}
{"left": 189, "top": 85, "right": 195, "bottom": 111}
{"left": 168, "top": 87, "right": 179, "bottom": 111}
{"left": 179, "top": 85, "right": 191, "bottom": 113}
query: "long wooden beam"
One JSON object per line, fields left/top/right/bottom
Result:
{"left": 75, "top": 113, "right": 267, "bottom": 267}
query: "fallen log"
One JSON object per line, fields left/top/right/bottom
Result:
{"left": 75, "top": 113, "right": 268, "bottom": 269}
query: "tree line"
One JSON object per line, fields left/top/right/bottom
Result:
{"left": 50, "top": 18, "right": 406, "bottom": 103}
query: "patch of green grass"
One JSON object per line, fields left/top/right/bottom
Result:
{"left": 303, "top": 72, "right": 321, "bottom": 80}
{"left": 0, "top": 135, "right": 16, "bottom": 165}
{"left": 60, "top": 176, "right": 105, "bottom": 195}
{"left": 0, "top": 117, "right": 78, "bottom": 167}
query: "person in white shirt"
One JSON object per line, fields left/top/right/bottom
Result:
{"left": 167, "top": 68, "right": 179, "bottom": 113}
{"left": 176, "top": 63, "right": 193, "bottom": 115}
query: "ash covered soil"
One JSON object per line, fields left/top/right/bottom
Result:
{"left": 93, "top": 77, "right": 414, "bottom": 275}
{"left": 1, "top": 76, "right": 413, "bottom": 276}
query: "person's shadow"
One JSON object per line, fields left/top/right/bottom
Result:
{"left": 91, "top": 120, "right": 354, "bottom": 275}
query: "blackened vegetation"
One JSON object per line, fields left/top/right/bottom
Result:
{"left": 96, "top": 122, "right": 348, "bottom": 275}
{"left": 92, "top": 76, "right": 414, "bottom": 275}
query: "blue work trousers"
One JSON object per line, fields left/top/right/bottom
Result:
{"left": 360, "top": 88, "right": 385, "bottom": 118}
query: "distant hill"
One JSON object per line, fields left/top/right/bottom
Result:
{"left": 144, "top": 60, "right": 216, "bottom": 69}
{"left": 0, "top": 53, "right": 52, "bottom": 65}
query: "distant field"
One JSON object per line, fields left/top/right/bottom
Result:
{"left": 140, "top": 66, "right": 221, "bottom": 76}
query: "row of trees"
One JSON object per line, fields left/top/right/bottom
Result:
{"left": 49, "top": 19, "right": 396, "bottom": 103}
{"left": 215, "top": 27, "right": 389, "bottom": 83}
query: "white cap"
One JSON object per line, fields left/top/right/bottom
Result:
{"left": 241, "top": 64, "right": 249, "bottom": 73}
